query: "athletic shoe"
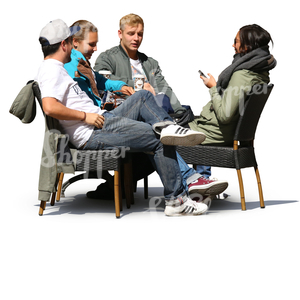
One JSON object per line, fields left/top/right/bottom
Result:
{"left": 202, "top": 196, "right": 212, "bottom": 209}
{"left": 188, "top": 177, "right": 228, "bottom": 196}
{"left": 164, "top": 196, "right": 208, "bottom": 216}
{"left": 194, "top": 195, "right": 212, "bottom": 209}
{"left": 160, "top": 124, "right": 206, "bottom": 146}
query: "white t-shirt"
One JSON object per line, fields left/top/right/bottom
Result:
{"left": 36, "top": 59, "right": 102, "bottom": 148}
{"left": 130, "top": 58, "right": 148, "bottom": 82}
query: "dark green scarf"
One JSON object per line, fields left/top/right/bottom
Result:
{"left": 217, "top": 46, "right": 276, "bottom": 95}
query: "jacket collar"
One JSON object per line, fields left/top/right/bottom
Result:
{"left": 118, "top": 44, "right": 145, "bottom": 62}
{"left": 71, "top": 48, "right": 87, "bottom": 62}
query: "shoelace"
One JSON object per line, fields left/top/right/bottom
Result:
{"left": 202, "top": 178, "right": 214, "bottom": 184}
{"left": 191, "top": 177, "right": 215, "bottom": 184}
{"left": 185, "top": 199, "right": 197, "bottom": 209}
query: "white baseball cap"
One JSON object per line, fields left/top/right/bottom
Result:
{"left": 39, "top": 19, "right": 80, "bottom": 46}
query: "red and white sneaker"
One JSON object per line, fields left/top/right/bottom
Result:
{"left": 188, "top": 177, "right": 228, "bottom": 196}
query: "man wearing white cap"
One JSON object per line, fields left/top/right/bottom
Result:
{"left": 36, "top": 19, "right": 210, "bottom": 217}
{"left": 39, "top": 19, "right": 80, "bottom": 63}
{"left": 40, "top": 19, "right": 80, "bottom": 46}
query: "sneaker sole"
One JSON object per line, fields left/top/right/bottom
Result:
{"left": 160, "top": 132, "right": 206, "bottom": 146}
{"left": 189, "top": 182, "right": 228, "bottom": 196}
{"left": 165, "top": 211, "right": 207, "bottom": 217}
{"left": 164, "top": 205, "right": 208, "bottom": 217}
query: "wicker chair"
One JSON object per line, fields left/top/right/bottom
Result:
{"left": 176, "top": 83, "right": 274, "bottom": 210}
{"left": 32, "top": 81, "right": 133, "bottom": 218}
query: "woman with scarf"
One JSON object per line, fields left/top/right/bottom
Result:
{"left": 190, "top": 24, "right": 276, "bottom": 144}
{"left": 189, "top": 24, "right": 276, "bottom": 178}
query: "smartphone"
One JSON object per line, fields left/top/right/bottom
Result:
{"left": 198, "top": 70, "right": 207, "bottom": 78}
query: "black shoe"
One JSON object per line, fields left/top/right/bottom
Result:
{"left": 86, "top": 182, "right": 114, "bottom": 200}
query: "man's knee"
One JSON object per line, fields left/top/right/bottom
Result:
{"left": 136, "top": 89, "right": 153, "bottom": 100}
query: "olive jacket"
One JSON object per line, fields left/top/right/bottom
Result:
{"left": 189, "top": 70, "right": 270, "bottom": 145}
{"left": 10, "top": 81, "right": 75, "bottom": 202}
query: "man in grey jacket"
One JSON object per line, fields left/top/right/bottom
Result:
{"left": 94, "top": 13, "right": 185, "bottom": 114}
{"left": 93, "top": 13, "right": 228, "bottom": 199}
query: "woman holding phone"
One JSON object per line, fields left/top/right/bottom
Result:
{"left": 191, "top": 24, "right": 276, "bottom": 145}
{"left": 190, "top": 24, "right": 276, "bottom": 179}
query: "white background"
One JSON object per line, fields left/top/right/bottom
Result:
{"left": 1, "top": 0, "right": 299, "bottom": 299}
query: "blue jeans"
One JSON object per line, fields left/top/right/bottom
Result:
{"left": 155, "top": 94, "right": 174, "bottom": 114}
{"left": 145, "top": 151, "right": 200, "bottom": 194}
{"left": 83, "top": 90, "right": 186, "bottom": 200}
{"left": 196, "top": 165, "right": 211, "bottom": 178}
{"left": 177, "top": 152, "right": 200, "bottom": 191}
{"left": 155, "top": 94, "right": 211, "bottom": 180}
{"left": 155, "top": 94, "right": 201, "bottom": 191}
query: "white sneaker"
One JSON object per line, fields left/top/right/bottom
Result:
{"left": 200, "top": 196, "right": 212, "bottom": 209}
{"left": 189, "top": 194, "right": 212, "bottom": 209}
{"left": 165, "top": 197, "right": 208, "bottom": 217}
{"left": 160, "top": 124, "right": 206, "bottom": 146}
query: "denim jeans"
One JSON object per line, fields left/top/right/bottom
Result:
{"left": 155, "top": 95, "right": 201, "bottom": 191}
{"left": 196, "top": 165, "right": 211, "bottom": 179}
{"left": 83, "top": 90, "right": 186, "bottom": 200}
{"left": 155, "top": 94, "right": 174, "bottom": 114}
{"left": 177, "top": 152, "right": 201, "bottom": 190}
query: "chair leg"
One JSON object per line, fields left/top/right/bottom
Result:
{"left": 56, "top": 173, "right": 64, "bottom": 202}
{"left": 124, "top": 159, "right": 134, "bottom": 208}
{"left": 128, "top": 159, "right": 134, "bottom": 205}
{"left": 144, "top": 176, "right": 148, "bottom": 199}
{"left": 50, "top": 192, "right": 56, "bottom": 206}
{"left": 255, "top": 167, "right": 265, "bottom": 208}
{"left": 236, "top": 169, "right": 246, "bottom": 211}
{"left": 50, "top": 173, "right": 61, "bottom": 206}
{"left": 39, "top": 201, "right": 46, "bottom": 216}
{"left": 114, "top": 170, "right": 121, "bottom": 218}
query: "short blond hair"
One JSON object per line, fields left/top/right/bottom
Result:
{"left": 119, "top": 14, "right": 144, "bottom": 31}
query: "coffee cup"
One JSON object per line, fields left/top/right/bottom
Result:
{"left": 134, "top": 74, "right": 145, "bottom": 91}
{"left": 99, "top": 70, "right": 112, "bottom": 79}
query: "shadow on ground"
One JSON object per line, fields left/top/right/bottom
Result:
{"left": 36, "top": 187, "right": 299, "bottom": 218}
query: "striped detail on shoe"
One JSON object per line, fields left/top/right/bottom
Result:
{"left": 160, "top": 124, "right": 206, "bottom": 146}
{"left": 181, "top": 205, "right": 195, "bottom": 214}
{"left": 164, "top": 198, "right": 208, "bottom": 216}
{"left": 175, "top": 127, "right": 190, "bottom": 135}
{"left": 177, "top": 196, "right": 184, "bottom": 205}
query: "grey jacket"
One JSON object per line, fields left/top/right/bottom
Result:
{"left": 10, "top": 81, "right": 75, "bottom": 201}
{"left": 94, "top": 44, "right": 186, "bottom": 113}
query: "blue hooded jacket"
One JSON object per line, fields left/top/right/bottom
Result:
{"left": 64, "top": 49, "right": 126, "bottom": 107}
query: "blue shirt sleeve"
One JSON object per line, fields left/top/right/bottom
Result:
{"left": 95, "top": 72, "right": 126, "bottom": 92}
